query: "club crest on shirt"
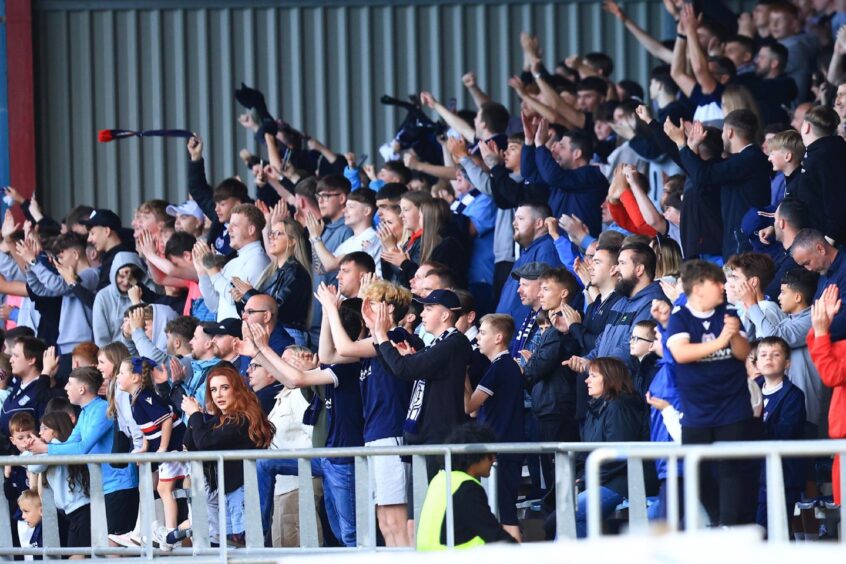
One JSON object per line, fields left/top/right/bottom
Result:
{"left": 146, "top": 397, "right": 153, "bottom": 405}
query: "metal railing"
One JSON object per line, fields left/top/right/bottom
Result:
{"left": 585, "top": 440, "right": 846, "bottom": 542}
{"left": 0, "top": 439, "right": 843, "bottom": 561}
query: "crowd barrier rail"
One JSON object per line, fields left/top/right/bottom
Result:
{"left": 0, "top": 439, "right": 842, "bottom": 561}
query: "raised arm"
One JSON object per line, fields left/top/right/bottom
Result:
{"left": 420, "top": 91, "right": 476, "bottom": 142}
{"left": 680, "top": 4, "right": 717, "bottom": 95}
{"left": 670, "top": 33, "right": 696, "bottom": 98}
{"left": 462, "top": 72, "right": 492, "bottom": 108}
{"left": 603, "top": 0, "right": 673, "bottom": 63}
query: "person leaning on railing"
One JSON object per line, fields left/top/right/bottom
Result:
{"left": 416, "top": 423, "right": 517, "bottom": 551}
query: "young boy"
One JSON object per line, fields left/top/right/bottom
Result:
{"left": 630, "top": 319, "right": 659, "bottom": 397}
{"left": 666, "top": 260, "right": 752, "bottom": 527}
{"left": 753, "top": 336, "right": 807, "bottom": 533}
{"left": 745, "top": 267, "right": 825, "bottom": 437}
{"left": 465, "top": 314, "right": 526, "bottom": 542}
{"left": 17, "top": 489, "right": 42, "bottom": 553}
{"left": 416, "top": 423, "right": 517, "bottom": 550}
{"left": 767, "top": 130, "right": 804, "bottom": 206}
{"left": 724, "top": 252, "right": 779, "bottom": 339}
{"left": 5, "top": 412, "right": 37, "bottom": 496}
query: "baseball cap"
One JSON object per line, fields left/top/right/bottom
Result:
{"left": 202, "top": 318, "right": 242, "bottom": 340}
{"left": 412, "top": 289, "right": 462, "bottom": 311}
{"left": 81, "top": 209, "right": 122, "bottom": 231}
{"left": 166, "top": 200, "right": 205, "bottom": 221}
{"left": 510, "top": 261, "right": 551, "bottom": 281}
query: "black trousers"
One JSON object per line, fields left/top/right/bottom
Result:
{"left": 682, "top": 419, "right": 750, "bottom": 526}
{"left": 537, "top": 417, "right": 579, "bottom": 491}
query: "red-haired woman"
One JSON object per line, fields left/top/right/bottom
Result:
{"left": 574, "top": 357, "right": 654, "bottom": 538}
{"left": 182, "top": 363, "right": 274, "bottom": 545}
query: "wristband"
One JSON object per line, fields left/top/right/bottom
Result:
{"left": 677, "top": 33, "right": 687, "bottom": 40}
{"left": 309, "top": 236, "right": 323, "bottom": 244}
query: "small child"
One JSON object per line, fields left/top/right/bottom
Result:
{"left": 117, "top": 357, "right": 186, "bottom": 551}
{"left": 630, "top": 319, "right": 659, "bottom": 397}
{"left": 465, "top": 314, "right": 526, "bottom": 542}
{"left": 753, "top": 336, "right": 806, "bottom": 534}
{"left": 5, "top": 413, "right": 37, "bottom": 498}
{"left": 17, "top": 489, "right": 42, "bottom": 557}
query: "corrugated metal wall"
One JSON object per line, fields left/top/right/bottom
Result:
{"left": 32, "top": 0, "right": 752, "bottom": 220}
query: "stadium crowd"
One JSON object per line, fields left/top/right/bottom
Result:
{"left": 3, "top": 0, "right": 846, "bottom": 553}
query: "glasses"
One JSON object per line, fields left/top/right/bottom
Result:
{"left": 247, "top": 363, "right": 259, "bottom": 372}
{"left": 630, "top": 335, "right": 654, "bottom": 344}
{"left": 316, "top": 192, "right": 343, "bottom": 201}
{"left": 268, "top": 230, "right": 285, "bottom": 239}
{"left": 243, "top": 308, "right": 269, "bottom": 316}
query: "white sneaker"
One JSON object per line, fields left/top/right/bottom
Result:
{"left": 109, "top": 533, "right": 140, "bottom": 548}
{"left": 151, "top": 521, "right": 173, "bottom": 552}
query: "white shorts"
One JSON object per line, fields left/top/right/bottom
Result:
{"left": 158, "top": 461, "right": 189, "bottom": 482}
{"left": 366, "top": 437, "right": 409, "bottom": 506}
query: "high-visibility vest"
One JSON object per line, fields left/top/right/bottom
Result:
{"left": 416, "top": 470, "right": 486, "bottom": 551}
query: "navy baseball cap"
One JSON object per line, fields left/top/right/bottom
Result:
{"left": 81, "top": 209, "right": 122, "bottom": 230}
{"left": 202, "top": 318, "right": 243, "bottom": 340}
{"left": 413, "top": 289, "right": 462, "bottom": 311}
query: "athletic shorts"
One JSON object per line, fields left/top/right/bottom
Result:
{"left": 367, "top": 437, "right": 409, "bottom": 506}
{"left": 158, "top": 461, "right": 189, "bottom": 482}
{"left": 105, "top": 488, "right": 140, "bottom": 535}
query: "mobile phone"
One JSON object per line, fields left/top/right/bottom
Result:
{"left": 282, "top": 147, "right": 292, "bottom": 170}
{"left": 356, "top": 154, "right": 368, "bottom": 168}
{"left": 447, "top": 97, "right": 457, "bottom": 112}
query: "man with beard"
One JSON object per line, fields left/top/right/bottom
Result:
{"left": 566, "top": 242, "right": 668, "bottom": 374}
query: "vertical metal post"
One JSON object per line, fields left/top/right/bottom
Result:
{"left": 138, "top": 462, "right": 156, "bottom": 560}
{"left": 626, "top": 456, "right": 648, "bottom": 534}
{"left": 555, "top": 451, "right": 577, "bottom": 539}
{"left": 297, "top": 458, "right": 319, "bottom": 548}
{"left": 486, "top": 461, "right": 498, "bottom": 518}
{"left": 189, "top": 460, "right": 210, "bottom": 552}
{"left": 217, "top": 458, "right": 227, "bottom": 562}
{"left": 444, "top": 451, "right": 454, "bottom": 548}
{"left": 666, "top": 455, "right": 680, "bottom": 532}
{"left": 86, "top": 463, "right": 109, "bottom": 553}
{"left": 354, "top": 455, "right": 369, "bottom": 548}
{"left": 40, "top": 483, "right": 61, "bottom": 549}
{"left": 412, "top": 455, "right": 428, "bottom": 527}
{"left": 683, "top": 452, "right": 702, "bottom": 531}
{"left": 241, "top": 459, "right": 264, "bottom": 548}
{"left": 0, "top": 472, "right": 12, "bottom": 558}
{"left": 839, "top": 452, "right": 846, "bottom": 543}
{"left": 585, "top": 452, "right": 604, "bottom": 538}
{"left": 765, "top": 453, "right": 788, "bottom": 542}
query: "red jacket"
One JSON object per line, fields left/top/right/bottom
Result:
{"left": 807, "top": 329, "right": 846, "bottom": 504}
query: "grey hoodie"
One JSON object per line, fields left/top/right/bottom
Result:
{"left": 92, "top": 252, "right": 147, "bottom": 347}
{"left": 125, "top": 304, "right": 178, "bottom": 364}
{"left": 27, "top": 261, "right": 99, "bottom": 354}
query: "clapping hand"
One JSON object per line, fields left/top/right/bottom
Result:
{"left": 1, "top": 210, "right": 20, "bottom": 239}
{"left": 314, "top": 281, "right": 340, "bottom": 310}
{"left": 305, "top": 212, "right": 325, "bottom": 240}
{"left": 718, "top": 315, "right": 741, "bottom": 346}
{"left": 651, "top": 299, "right": 672, "bottom": 328}
{"left": 811, "top": 284, "right": 841, "bottom": 336}
{"left": 229, "top": 276, "right": 253, "bottom": 302}
{"left": 42, "top": 346, "right": 59, "bottom": 377}
{"left": 664, "top": 117, "right": 687, "bottom": 147}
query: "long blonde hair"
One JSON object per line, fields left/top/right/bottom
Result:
{"left": 419, "top": 198, "right": 449, "bottom": 263}
{"left": 257, "top": 218, "right": 312, "bottom": 288}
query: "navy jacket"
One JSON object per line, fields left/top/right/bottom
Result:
{"left": 790, "top": 135, "right": 846, "bottom": 244}
{"left": 679, "top": 145, "right": 771, "bottom": 259}
{"left": 756, "top": 376, "right": 807, "bottom": 488}
{"left": 815, "top": 248, "right": 846, "bottom": 341}
{"left": 522, "top": 327, "right": 579, "bottom": 420}
{"left": 522, "top": 145, "right": 609, "bottom": 236}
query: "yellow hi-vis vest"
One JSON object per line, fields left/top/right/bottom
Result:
{"left": 416, "top": 470, "right": 486, "bottom": 551}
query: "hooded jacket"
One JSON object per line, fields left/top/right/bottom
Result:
{"left": 126, "top": 304, "right": 179, "bottom": 364}
{"left": 588, "top": 281, "right": 668, "bottom": 372}
{"left": 92, "top": 252, "right": 148, "bottom": 347}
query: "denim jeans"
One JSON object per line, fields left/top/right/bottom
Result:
{"left": 575, "top": 486, "right": 626, "bottom": 538}
{"left": 321, "top": 459, "right": 356, "bottom": 547}
{"left": 257, "top": 457, "right": 323, "bottom": 535}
